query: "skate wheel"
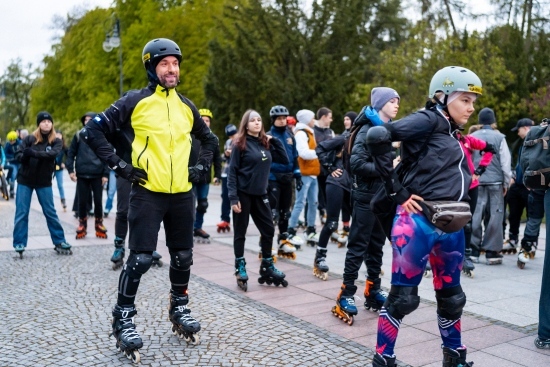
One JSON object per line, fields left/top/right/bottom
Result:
{"left": 130, "top": 350, "right": 140, "bottom": 364}
{"left": 290, "top": 252, "right": 297, "bottom": 260}
{"left": 281, "top": 280, "right": 288, "bottom": 287}
{"left": 258, "top": 278, "right": 265, "bottom": 285}
{"left": 172, "top": 325, "right": 178, "bottom": 336}
{"left": 347, "top": 316, "right": 354, "bottom": 326}
{"left": 322, "top": 273, "right": 328, "bottom": 281}
{"left": 266, "top": 279, "right": 273, "bottom": 285}
{"left": 190, "top": 334, "right": 200, "bottom": 345}
{"left": 517, "top": 260, "right": 526, "bottom": 269}
{"left": 529, "top": 252, "right": 536, "bottom": 259}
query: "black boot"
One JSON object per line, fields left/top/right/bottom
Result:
{"left": 372, "top": 353, "right": 396, "bottom": 366}
{"left": 442, "top": 346, "right": 473, "bottom": 367}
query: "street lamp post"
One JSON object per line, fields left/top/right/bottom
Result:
{"left": 103, "top": 17, "right": 123, "bottom": 98}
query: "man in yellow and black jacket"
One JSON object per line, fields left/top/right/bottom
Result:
{"left": 81, "top": 38, "right": 218, "bottom": 356}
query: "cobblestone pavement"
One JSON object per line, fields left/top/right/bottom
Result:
{"left": 0, "top": 245, "right": 384, "bottom": 367}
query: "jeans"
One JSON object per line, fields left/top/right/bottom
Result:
{"left": 5, "top": 162, "right": 19, "bottom": 194}
{"left": 54, "top": 170, "right": 65, "bottom": 200}
{"left": 105, "top": 170, "right": 117, "bottom": 213}
{"left": 221, "top": 177, "right": 231, "bottom": 223}
{"left": 193, "top": 182, "right": 210, "bottom": 229}
{"left": 288, "top": 176, "right": 318, "bottom": 229}
{"left": 13, "top": 184, "right": 66, "bottom": 248}
{"left": 538, "top": 190, "right": 550, "bottom": 339}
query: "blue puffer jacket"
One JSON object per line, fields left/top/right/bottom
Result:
{"left": 268, "top": 125, "right": 300, "bottom": 181}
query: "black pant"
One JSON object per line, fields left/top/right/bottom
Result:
{"left": 342, "top": 196, "right": 386, "bottom": 295}
{"left": 115, "top": 176, "right": 131, "bottom": 239}
{"left": 317, "top": 174, "right": 328, "bottom": 212}
{"left": 128, "top": 185, "right": 194, "bottom": 251}
{"left": 507, "top": 183, "right": 529, "bottom": 240}
{"left": 77, "top": 177, "right": 103, "bottom": 219}
{"left": 233, "top": 191, "right": 275, "bottom": 258}
{"left": 318, "top": 183, "right": 351, "bottom": 249}
{"left": 268, "top": 179, "right": 293, "bottom": 234}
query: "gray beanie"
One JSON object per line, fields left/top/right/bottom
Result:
{"left": 478, "top": 107, "right": 496, "bottom": 125}
{"left": 296, "top": 109, "right": 315, "bottom": 125}
{"left": 371, "top": 87, "right": 400, "bottom": 111}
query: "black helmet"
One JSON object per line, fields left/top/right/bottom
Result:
{"left": 80, "top": 112, "right": 97, "bottom": 126}
{"left": 142, "top": 38, "right": 182, "bottom": 84}
{"left": 269, "top": 105, "right": 289, "bottom": 120}
{"left": 225, "top": 124, "right": 237, "bottom": 137}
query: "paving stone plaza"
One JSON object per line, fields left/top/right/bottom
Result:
{"left": 1, "top": 173, "right": 550, "bottom": 366}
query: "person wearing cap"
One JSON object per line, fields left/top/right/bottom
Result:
{"left": 66, "top": 112, "right": 110, "bottom": 241}
{"left": 366, "top": 67, "right": 482, "bottom": 366}
{"left": 12, "top": 111, "right": 72, "bottom": 258}
{"left": 217, "top": 123, "right": 238, "bottom": 233}
{"left": 504, "top": 118, "right": 535, "bottom": 252}
{"left": 189, "top": 108, "right": 222, "bottom": 243}
{"left": 469, "top": 107, "right": 512, "bottom": 264}
{"left": 512, "top": 118, "right": 544, "bottom": 268}
{"left": 287, "top": 109, "right": 321, "bottom": 245}
{"left": 81, "top": 38, "right": 218, "bottom": 358}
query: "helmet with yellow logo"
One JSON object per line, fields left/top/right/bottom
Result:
{"left": 7, "top": 131, "right": 18, "bottom": 142}
{"left": 428, "top": 66, "right": 482, "bottom": 99}
{"left": 199, "top": 109, "right": 213, "bottom": 119}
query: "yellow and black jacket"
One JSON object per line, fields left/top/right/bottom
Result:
{"left": 83, "top": 83, "right": 218, "bottom": 194}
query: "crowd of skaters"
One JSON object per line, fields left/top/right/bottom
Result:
{"left": 1, "top": 37, "right": 550, "bottom": 367}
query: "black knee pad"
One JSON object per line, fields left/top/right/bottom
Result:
{"left": 124, "top": 251, "right": 153, "bottom": 278}
{"left": 326, "top": 221, "right": 338, "bottom": 232}
{"left": 436, "top": 286, "right": 466, "bottom": 320}
{"left": 384, "top": 286, "right": 420, "bottom": 319}
{"left": 196, "top": 198, "right": 208, "bottom": 214}
{"left": 170, "top": 248, "right": 193, "bottom": 270}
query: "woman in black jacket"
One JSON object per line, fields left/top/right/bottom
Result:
{"left": 13, "top": 112, "right": 72, "bottom": 258}
{"left": 228, "top": 109, "right": 289, "bottom": 291}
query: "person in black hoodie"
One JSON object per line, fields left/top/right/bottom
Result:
{"left": 12, "top": 111, "right": 72, "bottom": 258}
{"left": 66, "top": 112, "right": 110, "bottom": 240}
{"left": 228, "top": 109, "right": 289, "bottom": 291}
{"left": 366, "top": 66, "right": 481, "bottom": 367}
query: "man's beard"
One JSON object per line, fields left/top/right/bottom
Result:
{"left": 159, "top": 73, "right": 179, "bottom": 88}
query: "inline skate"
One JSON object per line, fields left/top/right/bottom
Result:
{"left": 331, "top": 285, "right": 357, "bottom": 326}
{"left": 258, "top": 257, "right": 288, "bottom": 287}
{"left": 54, "top": 241, "right": 72, "bottom": 255}
{"left": 168, "top": 291, "right": 201, "bottom": 345}
{"left": 305, "top": 226, "right": 319, "bottom": 247}
{"left": 287, "top": 227, "right": 304, "bottom": 250}
{"left": 95, "top": 218, "right": 108, "bottom": 239}
{"left": 364, "top": 278, "right": 387, "bottom": 311}
{"left": 152, "top": 251, "right": 163, "bottom": 267}
{"left": 337, "top": 226, "right": 349, "bottom": 248}
{"left": 330, "top": 230, "right": 340, "bottom": 244}
{"left": 522, "top": 239, "right": 538, "bottom": 259}
{"left": 501, "top": 238, "right": 518, "bottom": 254}
{"left": 14, "top": 245, "right": 25, "bottom": 259}
{"left": 235, "top": 257, "right": 248, "bottom": 291}
{"left": 216, "top": 220, "right": 231, "bottom": 233}
{"left": 424, "top": 262, "right": 432, "bottom": 278}
{"left": 312, "top": 248, "right": 329, "bottom": 280}
{"left": 372, "top": 353, "right": 396, "bottom": 367}
{"left": 485, "top": 250, "right": 503, "bottom": 265}
{"left": 111, "top": 304, "right": 143, "bottom": 364}
{"left": 442, "top": 346, "right": 473, "bottom": 367}
{"left": 277, "top": 233, "right": 297, "bottom": 260}
{"left": 111, "top": 237, "right": 125, "bottom": 270}
{"left": 193, "top": 228, "right": 210, "bottom": 244}
{"left": 76, "top": 217, "right": 87, "bottom": 239}
{"left": 462, "top": 248, "right": 475, "bottom": 278}
{"left": 535, "top": 337, "right": 550, "bottom": 349}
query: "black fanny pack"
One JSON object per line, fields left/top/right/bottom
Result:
{"left": 420, "top": 201, "right": 471, "bottom": 233}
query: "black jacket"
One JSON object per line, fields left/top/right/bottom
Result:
{"left": 66, "top": 133, "right": 109, "bottom": 179}
{"left": 16, "top": 134, "right": 62, "bottom": 188}
{"left": 369, "top": 108, "right": 471, "bottom": 203}
{"left": 315, "top": 134, "right": 352, "bottom": 192}
{"left": 228, "top": 135, "right": 289, "bottom": 205}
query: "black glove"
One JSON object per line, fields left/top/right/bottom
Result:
{"left": 474, "top": 166, "right": 486, "bottom": 176}
{"left": 114, "top": 160, "right": 147, "bottom": 185}
{"left": 23, "top": 148, "right": 36, "bottom": 158}
{"left": 295, "top": 177, "right": 303, "bottom": 192}
{"left": 188, "top": 163, "right": 208, "bottom": 183}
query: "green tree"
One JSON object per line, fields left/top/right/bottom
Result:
{"left": 0, "top": 60, "right": 39, "bottom": 136}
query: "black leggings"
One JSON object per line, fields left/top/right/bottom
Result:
{"left": 268, "top": 179, "right": 293, "bottom": 234}
{"left": 77, "top": 177, "right": 103, "bottom": 219}
{"left": 115, "top": 176, "right": 131, "bottom": 239}
{"left": 233, "top": 191, "right": 275, "bottom": 258}
{"left": 318, "top": 183, "right": 351, "bottom": 249}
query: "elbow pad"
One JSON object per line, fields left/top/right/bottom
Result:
{"left": 366, "top": 126, "right": 392, "bottom": 156}
{"left": 483, "top": 143, "right": 497, "bottom": 154}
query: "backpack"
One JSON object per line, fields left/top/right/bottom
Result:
{"left": 520, "top": 118, "right": 550, "bottom": 190}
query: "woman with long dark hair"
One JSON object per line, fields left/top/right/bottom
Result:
{"left": 228, "top": 109, "right": 289, "bottom": 291}
{"left": 13, "top": 111, "right": 72, "bottom": 258}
